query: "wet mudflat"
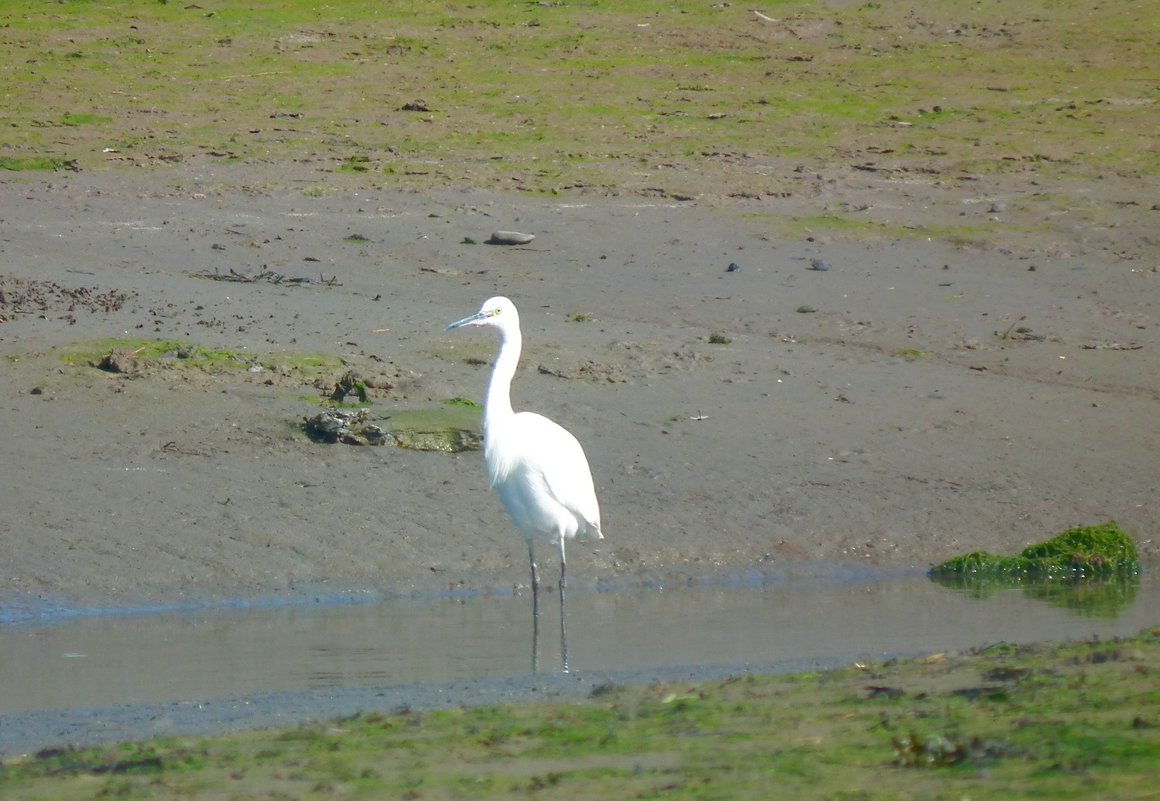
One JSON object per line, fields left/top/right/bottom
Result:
{"left": 1, "top": 569, "right": 1154, "bottom": 756}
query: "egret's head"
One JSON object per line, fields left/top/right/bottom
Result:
{"left": 446, "top": 296, "right": 518, "bottom": 331}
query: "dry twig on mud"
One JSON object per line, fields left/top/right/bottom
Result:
{"left": 192, "top": 267, "right": 340, "bottom": 286}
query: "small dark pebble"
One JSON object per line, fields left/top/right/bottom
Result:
{"left": 983, "top": 666, "right": 1032, "bottom": 682}
{"left": 36, "top": 746, "right": 70, "bottom": 759}
{"left": 866, "top": 685, "right": 905, "bottom": 699}
{"left": 952, "top": 686, "right": 1005, "bottom": 701}
{"left": 726, "top": 262, "right": 742, "bottom": 273}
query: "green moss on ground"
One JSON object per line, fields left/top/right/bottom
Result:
{"left": 1, "top": 0, "right": 1153, "bottom": 200}
{"left": 3, "top": 628, "right": 1158, "bottom": 800}
{"left": 930, "top": 522, "right": 1139, "bottom": 582}
{"left": 929, "top": 523, "right": 1142, "bottom": 616}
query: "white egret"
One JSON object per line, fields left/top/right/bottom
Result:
{"left": 447, "top": 296, "right": 603, "bottom": 670}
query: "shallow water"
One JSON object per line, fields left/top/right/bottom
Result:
{"left": 2, "top": 569, "right": 1155, "bottom": 717}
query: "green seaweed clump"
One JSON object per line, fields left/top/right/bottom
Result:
{"left": 893, "top": 731, "right": 1021, "bottom": 768}
{"left": 929, "top": 523, "right": 1141, "bottom": 616}
{"left": 329, "top": 370, "right": 369, "bottom": 404}
{"left": 930, "top": 522, "right": 1139, "bottom": 582}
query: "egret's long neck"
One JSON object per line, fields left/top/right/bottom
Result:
{"left": 484, "top": 325, "right": 520, "bottom": 428}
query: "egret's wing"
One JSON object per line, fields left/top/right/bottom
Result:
{"left": 518, "top": 412, "right": 602, "bottom": 537}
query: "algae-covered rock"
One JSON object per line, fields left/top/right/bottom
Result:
{"left": 303, "top": 406, "right": 482, "bottom": 452}
{"left": 382, "top": 407, "right": 481, "bottom": 453}
{"left": 929, "top": 522, "right": 1141, "bottom": 617}
{"left": 387, "top": 427, "right": 481, "bottom": 453}
{"left": 303, "top": 408, "right": 383, "bottom": 445}
{"left": 930, "top": 522, "right": 1139, "bottom": 582}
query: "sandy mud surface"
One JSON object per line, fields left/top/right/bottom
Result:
{"left": 1, "top": 164, "right": 1156, "bottom": 618}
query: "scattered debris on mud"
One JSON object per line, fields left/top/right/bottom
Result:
{"left": 191, "top": 267, "right": 340, "bottom": 286}
{"left": 303, "top": 408, "right": 387, "bottom": 446}
{"left": 0, "top": 275, "right": 136, "bottom": 323}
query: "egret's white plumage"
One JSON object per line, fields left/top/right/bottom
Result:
{"left": 446, "top": 296, "right": 603, "bottom": 608}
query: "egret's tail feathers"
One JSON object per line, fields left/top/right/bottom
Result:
{"left": 576, "top": 524, "right": 604, "bottom": 543}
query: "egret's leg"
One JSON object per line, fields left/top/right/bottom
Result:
{"left": 531, "top": 596, "right": 541, "bottom": 674}
{"left": 559, "top": 535, "right": 569, "bottom": 674}
{"left": 559, "top": 535, "right": 567, "bottom": 594}
{"left": 528, "top": 540, "right": 542, "bottom": 671}
{"left": 528, "top": 540, "right": 541, "bottom": 618}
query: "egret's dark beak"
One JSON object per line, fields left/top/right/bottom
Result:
{"left": 446, "top": 311, "right": 485, "bottom": 330}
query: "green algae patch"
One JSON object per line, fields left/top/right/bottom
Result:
{"left": 53, "top": 338, "right": 348, "bottom": 382}
{"left": 930, "top": 523, "right": 1141, "bottom": 616}
{"left": 0, "top": 155, "right": 78, "bottom": 172}
{"left": 930, "top": 522, "right": 1139, "bottom": 582}
{"left": 2, "top": 0, "right": 1152, "bottom": 218}
{"left": 58, "top": 338, "right": 255, "bottom": 373}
